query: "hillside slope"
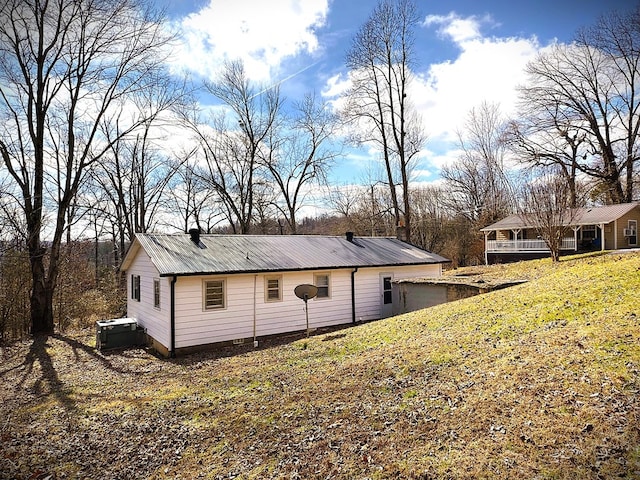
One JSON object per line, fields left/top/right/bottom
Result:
{"left": 1, "top": 252, "right": 639, "bottom": 479}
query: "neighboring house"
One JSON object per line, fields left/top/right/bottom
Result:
{"left": 481, "top": 202, "right": 640, "bottom": 264}
{"left": 120, "top": 231, "right": 449, "bottom": 356}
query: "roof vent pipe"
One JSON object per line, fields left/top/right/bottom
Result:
{"left": 346, "top": 231, "right": 354, "bottom": 242}
{"left": 188, "top": 228, "right": 201, "bottom": 245}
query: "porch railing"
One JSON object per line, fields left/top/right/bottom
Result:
{"left": 486, "top": 237, "right": 576, "bottom": 252}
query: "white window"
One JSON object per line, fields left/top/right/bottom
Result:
{"left": 314, "top": 273, "right": 330, "bottom": 299}
{"left": 204, "top": 279, "right": 225, "bottom": 310}
{"left": 131, "top": 275, "right": 140, "bottom": 302}
{"left": 265, "top": 275, "right": 282, "bottom": 302}
{"left": 628, "top": 220, "right": 637, "bottom": 246}
{"left": 153, "top": 279, "right": 160, "bottom": 309}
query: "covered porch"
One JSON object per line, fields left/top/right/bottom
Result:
{"left": 481, "top": 203, "right": 639, "bottom": 264}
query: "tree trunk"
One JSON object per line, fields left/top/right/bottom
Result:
{"left": 29, "top": 253, "right": 54, "bottom": 335}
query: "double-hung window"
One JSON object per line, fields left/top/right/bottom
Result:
{"left": 204, "top": 279, "right": 225, "bottom": 310}
{"left": 265, "top": 275, "right": 282, "bottom": 302}
{"left": 153, "top": 279, "right": 161, "bottom": 309}
{"left": 131, "top": 275, "right": 140, "bottom": 302}
{"left": 314, "top": 273, "right": 330, "bottom": 299}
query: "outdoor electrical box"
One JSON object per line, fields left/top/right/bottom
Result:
{"left": 96, "top": 317, "right": 142, "bottom": 350}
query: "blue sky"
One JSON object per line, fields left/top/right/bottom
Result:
{"left": 161, "top": 0, "right": 635, "bottom": 186}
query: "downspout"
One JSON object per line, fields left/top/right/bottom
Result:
{"left": 351, "top": 267, "right": 358, "bottom": 323}
{"left": 170, "top": 275, "right": 177, "bottom": 358}
{"left": 253, "top": 274, "right": 258, "bottom": 348}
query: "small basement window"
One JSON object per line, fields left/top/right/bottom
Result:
{"left": 265, "top": 275, "right": 282, "bottom": 302}
{"left": 314, "top": 273, "right": 330, "bottom": 299}
{"left": 204, "top": 279, "right": 225, "bottom": 310}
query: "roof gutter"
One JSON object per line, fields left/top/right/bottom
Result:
{"left": 156, "top": 261, "right": 449, "bottom": 278}
{"left": 170, "top": 275, "right": 177, "bottom": 358}
{"left": 351, "top": 267, "right": 358, "bottom": 323}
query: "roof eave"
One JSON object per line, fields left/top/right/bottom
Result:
{"left": 156, "top": 259, "right": 450, "bottom": 277}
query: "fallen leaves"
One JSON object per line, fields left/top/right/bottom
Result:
{"left": 1, "top": 252, "right": 639, "bottom": 479}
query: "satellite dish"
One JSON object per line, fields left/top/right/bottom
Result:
{"left": 294, "top": 284, "right": 318, "bottom": 337}
{"left": 294, "top": 284, "right": 318, "bottom": 302}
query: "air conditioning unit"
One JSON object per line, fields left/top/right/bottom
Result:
{"left": 623, "top": 228, "right": 635, "bottom": 237}
{"left": 96, "top": 317, "right": 143, "bottom": 350}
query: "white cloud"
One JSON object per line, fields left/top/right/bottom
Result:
{"left": 170, "top": 0, "right": 329, "bottom": 81}
{"left": 415, "top": 13, "right": 541, "bottom": 147}
{"left": 321, "top": 12, "right": 543, "bottom": 182}
{"left": 423, "top": 12, "right": 493, "bottom": 43}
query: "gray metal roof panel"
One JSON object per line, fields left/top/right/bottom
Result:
{"left": 132, "top": 234, "right": 449, "bottom": 276}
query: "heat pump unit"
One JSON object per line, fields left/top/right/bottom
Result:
{"left": 96, "top": 318, "right": 143, "bottom": 350}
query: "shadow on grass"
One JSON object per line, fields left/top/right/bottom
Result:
{"left": 3, "top": 332, "right": 154, "bottom": 421}
{"left": 13, "top": 335, "right": 79, "bottom": 423}
{"left": 173, "top": 323, "right": 356, "bottom": 366}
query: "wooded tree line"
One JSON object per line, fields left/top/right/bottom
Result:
{"left": 0, "top": 0, "right": 638, "bottom": 339}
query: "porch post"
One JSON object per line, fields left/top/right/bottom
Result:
{"left": 600, "top": 223, "right": 606, "bottom": 251}
{"left": 573, "top": 226, "right": 579, "bottom": 252}
{"left": 484, "top": 231, "right": 489, "bottom": 265}
{"left": 512, "top": 229, "right": 521, "bottom": 251}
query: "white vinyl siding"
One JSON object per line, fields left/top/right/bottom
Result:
{"left": 125, "top": 251, "right": 170, "bottom": 349}
{"left": 169, "top": 264, "right": 442, "bottom": 350}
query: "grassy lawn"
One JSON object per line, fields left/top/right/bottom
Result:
{"left": 1, "top": 251, "right": 639, "bottom": 479}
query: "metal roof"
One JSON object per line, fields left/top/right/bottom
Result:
{"left": 481, "top": 202, "right": 640, "bottom": 231}
{"left": 121, "top": 233, "right": 450, "bottom": 276}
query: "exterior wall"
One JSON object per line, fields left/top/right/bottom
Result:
{"left": 125, "top": 255, "right": 443, "bottom": 354}
{"left": 599, "top": 223, "right": 613, "bottom": 250}
{"left": 173, "top": 270, "right": 356, "bottom": 349}
{"left": 393, "top": 283, "right": 448, "bottom": 315}
{"left": 353, "top": 264, "right": 441, "bottom": 321}
{"left": 393, "top": 282, "right": 490, "bottom": 315}
{"left": 615, "top": 206, "right": 640, "bottom": 249}
{"left": 125, "top": 250, "right": 171, "bottom": 349}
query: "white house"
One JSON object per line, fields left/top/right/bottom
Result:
{"left": 120, "top": 231, "right": 449, "bottom": 356}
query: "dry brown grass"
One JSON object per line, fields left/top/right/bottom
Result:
{"left": 1, "top": 251, "right": 639, "bottom": 479}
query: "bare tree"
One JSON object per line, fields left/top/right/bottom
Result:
{"left": 166, "top": 149, "right": 223, "bottom": 234}
{"left": 0, "top": 0, "right": 177, "bottom": 334}
{"left": 89, "top": 118, "right": 182, "bottom": 260}
{"left": 410, "top": 185, "right": 447, "bottom": 253}
{"left": 441, "top": 102, "right": 515, "bottom": 226}
{"left": 262, "top": 93, "right": 338, "bottom": 234}
{"left": 505, "top": 104, "right": 588, "bottom": 208}
{"left": 342, "top": 0, "right": 426, "bottom": 242}
{"left": 184, "top": 60, "right": 281, "bottom": 234}
{"left": 520, "top": 169, "right": 579, "bottom": 262}
{"left": 520, "top": 4, "right": 640, "bottom": 204}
